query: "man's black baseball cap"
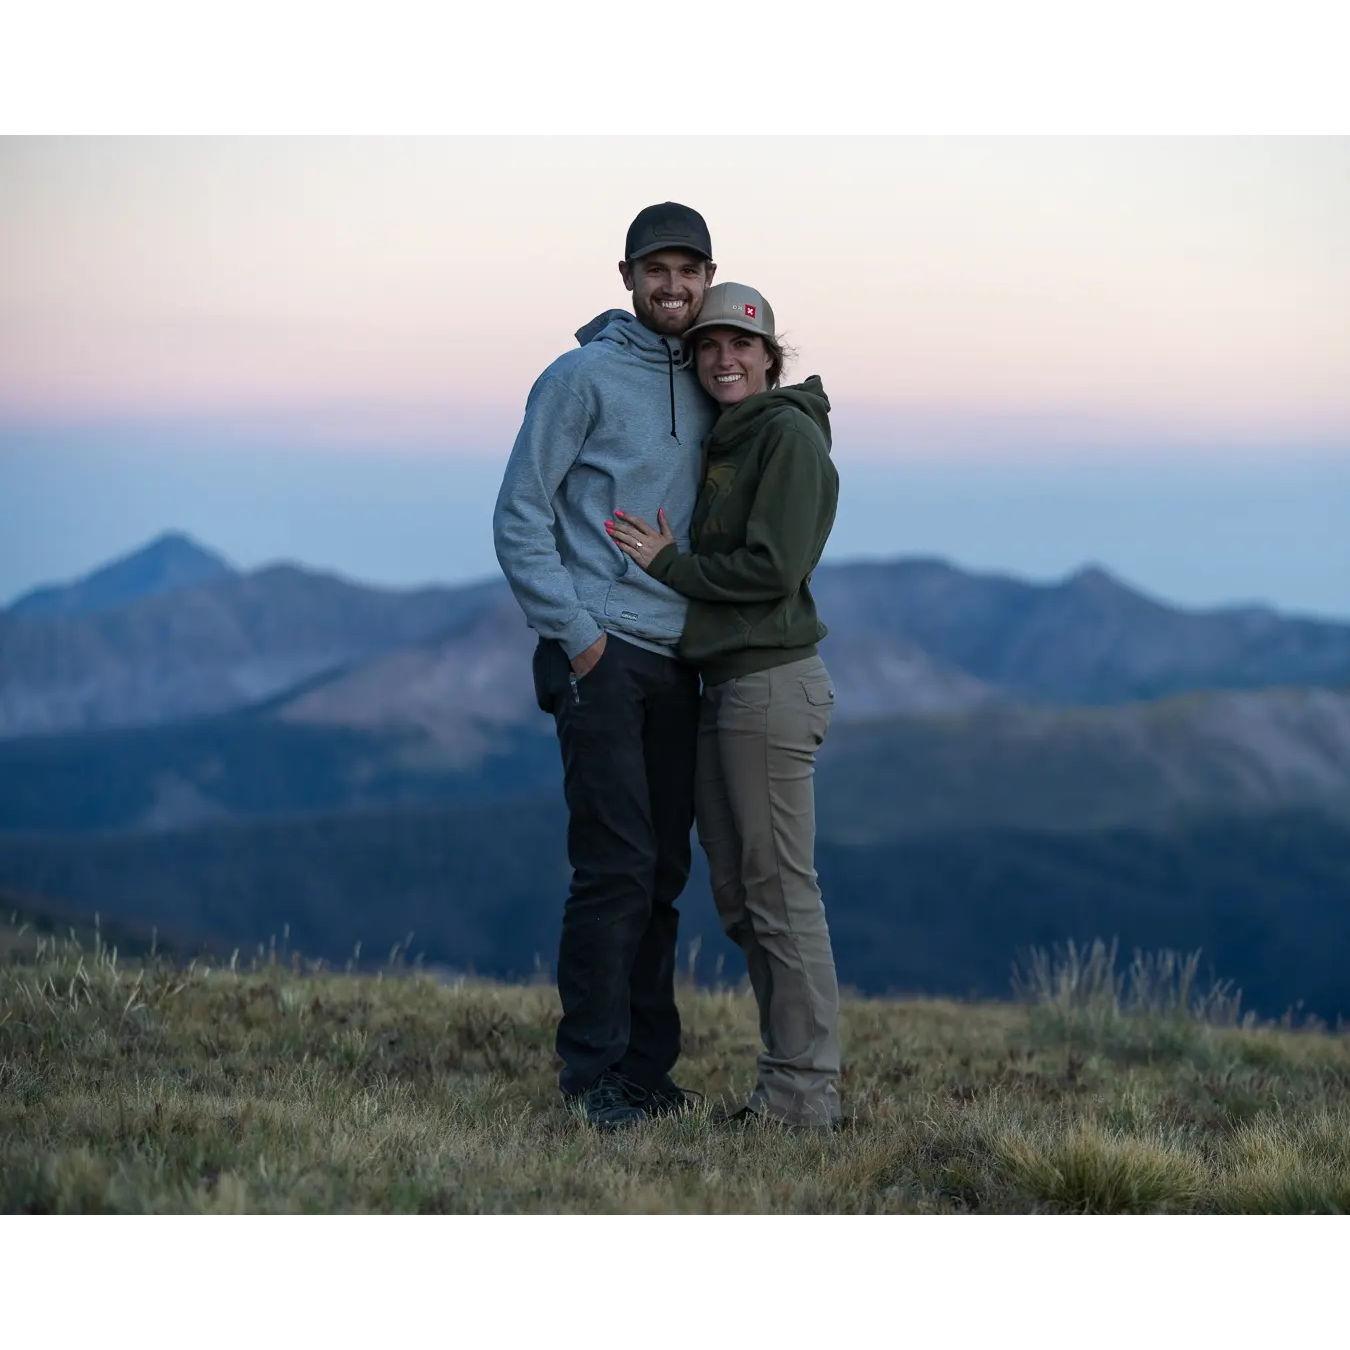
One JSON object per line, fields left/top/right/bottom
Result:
{"left": 624, "top": 202, "right": 712, "bottom": 262}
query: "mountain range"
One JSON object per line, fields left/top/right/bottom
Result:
{"left": 6, "top": 533, "right": 1350, "bottom": 742}
{"left": 3, "top": 532, "right": 1348, "bottom": 1020}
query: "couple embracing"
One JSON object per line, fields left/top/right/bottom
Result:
{"left": 493, "top": 202, "right": 841, "bottom": 1131}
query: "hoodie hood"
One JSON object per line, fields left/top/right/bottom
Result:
{"left": 573, "top": 308, "right": 703, "bottom": 441}
{"left": 574, "top": 308, "right": 628, "bottom": 347}
{"left": 574, "top": 309, "right": 694, "bottom": 369}
{"left": 710, "top": 375, "right": 832, "bottom": 452}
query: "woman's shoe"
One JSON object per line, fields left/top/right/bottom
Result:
{"left": 711, "top": 1103, "right": 763, "bottom": 1127}
{"left": 712, "top": 1102, "right": 844, "bottom": 1131}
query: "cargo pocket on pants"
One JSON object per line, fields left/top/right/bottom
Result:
{"left": 801, "top": 676, "right": 835, "bottom": 746}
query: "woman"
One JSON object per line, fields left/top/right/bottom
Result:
{"left": 606, "top": 282, "right": 842, "bottom": 1129}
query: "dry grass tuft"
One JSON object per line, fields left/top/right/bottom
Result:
{"left": 993, "top": 1121, "right": 1206, "bottom": 1213}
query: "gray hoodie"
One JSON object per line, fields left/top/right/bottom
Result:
{"left": 493, "top": 309, "right": 717, "bottom": 659}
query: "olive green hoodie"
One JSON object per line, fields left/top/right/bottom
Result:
{"left": 646, "top": 375, "right": 838, "bottom": 685}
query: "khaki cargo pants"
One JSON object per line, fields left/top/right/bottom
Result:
{"left": 696, "top": 654, "right": 841, "bottom": 1127}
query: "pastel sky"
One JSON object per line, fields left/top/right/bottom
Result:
{"left": 2, "top": 137, "right": 1348, "bottom": 615}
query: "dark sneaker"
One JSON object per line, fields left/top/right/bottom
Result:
{"left": 626, "top": 1077, "right": 704, "bottom": 1118}
{"left": 566, "top": 1071, "right": 648, "bottom": 1131}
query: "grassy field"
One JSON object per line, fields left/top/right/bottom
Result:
{"left": 2, "top": 921, "right": 1348, "bottom": 1214}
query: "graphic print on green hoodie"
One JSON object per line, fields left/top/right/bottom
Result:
{"left": 646, "top": 376, "right": 839, "bottom": 685}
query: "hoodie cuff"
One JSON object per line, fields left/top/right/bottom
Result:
{"left": 646, "top": 543, "right": 680, "bottom": 583}
{"left": 559, "top": 610, "right": 605, "bottom": 662}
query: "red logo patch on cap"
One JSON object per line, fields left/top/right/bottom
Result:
{"left": 744, "top": 304, "right": 757, "bottom": 319}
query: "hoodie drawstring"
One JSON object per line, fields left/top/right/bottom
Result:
{"left": 662, "top": 339, "right": 677, "bottom": 440}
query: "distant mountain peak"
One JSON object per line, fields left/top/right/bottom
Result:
{"left": 138, "top": 529, "right": 216, "bottom": 556}
{"left": 8, "top": 531, "right": 237, "bottom": 620}
{"left": 1059, "top": 563, "right": 1156, "bottom": 605}
{"left": 1065, "top": 562, "right": 1124, "bottom": 590}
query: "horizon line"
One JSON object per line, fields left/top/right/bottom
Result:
{"left": 7, "top": 528, "right": 1345, "bottom": 628}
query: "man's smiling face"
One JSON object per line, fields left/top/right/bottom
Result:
{"left": 619, "top": 249, "right": 716, "bottom": 337}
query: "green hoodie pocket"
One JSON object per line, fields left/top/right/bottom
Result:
{"left": 736, "top": 598, "right": 782, "bottom": 648}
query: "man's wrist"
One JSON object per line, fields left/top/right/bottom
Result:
{"left": 561, "top": 617, "right": 604, "bottom": 661}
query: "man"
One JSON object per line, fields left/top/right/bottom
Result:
{"left": 493, "top": 203, "right": 718, "bottom": 1128}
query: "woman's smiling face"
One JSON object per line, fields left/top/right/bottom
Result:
{"left": 695, "top": 328, "right": 773, "bottom": 407}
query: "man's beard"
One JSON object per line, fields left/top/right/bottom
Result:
{"left": 636, "top": 291, "right": 701, "bottom": 335}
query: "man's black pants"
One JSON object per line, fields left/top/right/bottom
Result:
{"left": 533, "top": 634, "right": 700, "bottom": 1096}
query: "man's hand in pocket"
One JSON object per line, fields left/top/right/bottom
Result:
{"left": 571, "top": 633, "right": 608, "bottom": 677}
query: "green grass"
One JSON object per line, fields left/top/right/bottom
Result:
{"left": 3, "top": 922, "right": 1348, "bottom": 1213}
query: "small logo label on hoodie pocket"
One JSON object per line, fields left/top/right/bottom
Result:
{"left": 620, "top": 610, "right": 639, "bottom": 621}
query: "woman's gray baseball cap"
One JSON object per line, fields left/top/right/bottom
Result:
{"left": 624, "top": 202, "right": 712, "bottom": 261}
{"left": 683, "top": 283, "right": 776, "bottom": 342}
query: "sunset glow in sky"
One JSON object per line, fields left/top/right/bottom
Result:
{"left": 4, "top": 136, "right": 1349, "bottom": 454}
{"left": 2, "top": 136, "right": 1348, "bottom": 615}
